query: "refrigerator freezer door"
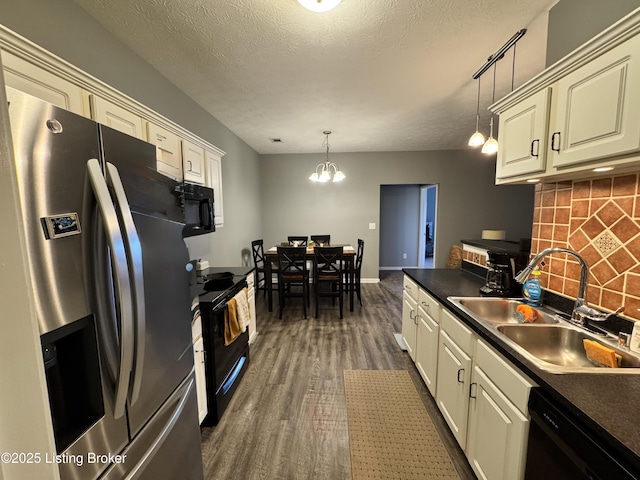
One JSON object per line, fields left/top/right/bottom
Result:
{"left": 101, "top": 372, "right": 204, "bottom": 480}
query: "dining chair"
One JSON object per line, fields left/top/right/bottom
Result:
{"left": 344, "top": 239, "right": 364, "bottom": 306}
{"left": 313, "top": 246, "right": 344, "bottom": 318}
{"left": 276, "top": 246, "right": 310, "bottom": 319}
{"left": 310, "top": 235, "right": 330, "bottom": 246}
{"left": 287, "top": 236, "right": 308, "bottom": 246}
{"left": 251, "top": 239, "right": 278, "bottom": 297}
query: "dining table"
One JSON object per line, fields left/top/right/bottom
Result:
{"left": 264, "top": 244, "right": 357, "bottom": 313}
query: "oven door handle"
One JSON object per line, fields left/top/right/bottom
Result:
{"left": 220, "top": 355, "right": 246, "bottom": 395}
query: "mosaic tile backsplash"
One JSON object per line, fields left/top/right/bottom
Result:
{"left": 532, "top": 173, "right": 640, "bottom": 320}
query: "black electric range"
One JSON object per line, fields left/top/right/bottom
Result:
{"left": 190, "top": 266, "right": 251, "bottom": 426}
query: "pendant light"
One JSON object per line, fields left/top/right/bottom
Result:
{"left": 309, "top": 131, "right": 345, "bottom": 182}
{"left": 481, "top": 63, "right": 499, "bottom": 155}
{"left": 468, "top": 76, "right": 485, "bottom": 147}
{"left": 297, "top": 0, "right": 342, "bottom": 12}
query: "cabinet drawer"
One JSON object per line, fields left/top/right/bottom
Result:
{"left": 440, "top": 308, "right": 474, "bottom": 356}
{"left": 418, "top": 288, "right": 440, "bottom": 324}
{"left": 403, "top": 276, "right": 419, "bottom": 302}
{"left": 475, "top": 339, "right": 536, "bottom": 413}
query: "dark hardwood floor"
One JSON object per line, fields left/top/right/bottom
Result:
{"left": 200, "top": 273, "right": 476, "bottom": 479}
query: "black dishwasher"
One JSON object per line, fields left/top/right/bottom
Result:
{"left": 525, "top": 388, "right": 639, "bottom": 479}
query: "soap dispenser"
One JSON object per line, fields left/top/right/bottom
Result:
{"left": 522, "top": 268, "right": 543, "bottom": 306}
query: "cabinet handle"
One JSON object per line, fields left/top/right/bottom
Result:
{"left": 409, "top": 309, "right": 417, "bottom": 325}
{"left": 469, "top": 382, "right": 477, "bottom": 399}
{"left": 457, "top": 368, "right": 464, "bottom": 384}
{"left": 187, "top": 160, "right": 193, "bottom": 171}
{"left": 530, "top": 139, "right": 540, "bottom": 158}
{"left": 421, "top": 301, "right": 429, "bottom": 308}
{"left": 551, "top": 132, "right": 561, "bottom": 152}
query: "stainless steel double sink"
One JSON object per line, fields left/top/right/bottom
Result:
{"left": 448, "top": 297, "right": 640, "bottom": 374}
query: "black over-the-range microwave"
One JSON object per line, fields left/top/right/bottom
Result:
{"left": 180, "top": 183, "right": 215, "bottom": 237}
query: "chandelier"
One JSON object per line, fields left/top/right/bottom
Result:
{"left": 309, "top": 131, "right": 345, "bottom": 183}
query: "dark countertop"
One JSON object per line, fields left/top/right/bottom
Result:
{"left": 402, "top": 268, "right": 640, "bottom": 474}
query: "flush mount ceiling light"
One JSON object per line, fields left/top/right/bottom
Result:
{"left": 309, "top": 131, "right": 345, "bottom": 183}
{"left": 297, "top": 0, "right": 342, "bottom": 12}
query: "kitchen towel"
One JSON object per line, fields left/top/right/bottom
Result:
{"left": 224, "top": 297, "right": 241, "bottom": 345}
{"left": 234, "top": 287, "right": 251, "bottom": 333}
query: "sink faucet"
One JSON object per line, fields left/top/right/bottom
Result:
{"left": 515, "top": 247, "right": 590, "bottom": 323}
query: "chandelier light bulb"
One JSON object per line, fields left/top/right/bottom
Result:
{"left": 297, "top": 0, "right": 342, "bottom": 12}
{"left": 333, "top": 170, "right": 345, "bottom": 182}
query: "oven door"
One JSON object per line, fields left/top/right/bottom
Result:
{"left": 200, "top": 280, "right": 250, "bottom": 425}
{"left": 525, "top": 388, "right": 638, "bottom": 480}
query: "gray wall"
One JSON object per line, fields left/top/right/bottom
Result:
{"left": 0, "top": 0, "right": 263, "bottom": 268}
{"left": 380, "top": 185, "right": 421, "bottom": 268}
{"left": 546, "top": 0, "right": 640, "bottom": 66}
{"left": 259, "top": 150, "right": 535, "bottom": 279}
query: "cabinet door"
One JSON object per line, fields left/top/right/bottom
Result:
{"left": 182, "top": 140, "right": 206, "bottom": 185}
{"left": 436, "top": 330, "right": 472, "bottom": 449}
{"left": 147, "top": 122, "right": 183, "bottom": 181}
{"left": 552, "top": 33, "right": 640, "bottom": 168}
{"left": 90, "top": 95, "right": 145, "bottom": 140}
{"left": 415, "top": 305, "right": 439, "bottom": 397}
{"left": 496, "top": 87, "right": 551, "bottom": 179}
{"left": 192, "top": 336, "right": 208, "bottom": 424}
{"left": 2, "top": 50, "right": 86, "bottom": 116}
{"left": 401, "top": 292, "right": 418, "bottom": 361}
{"left": 467, "top": 366, "right": 529, "bottom": 480}
{"left": 205, "top": 150, "right": 224, "bottom": 225}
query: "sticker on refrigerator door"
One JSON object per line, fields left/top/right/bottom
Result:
{"left": 42, "top": 213, "right": 81, "bottom": 239}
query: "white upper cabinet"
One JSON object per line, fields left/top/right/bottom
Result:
{"left": 89, "top": 95, "right": 145, "bottom": 140}
{"left": 496, "top": 87, "right": 551, "bottom": 179}
{"left": 492, "top": 12, "right": 640, "bottom": 183}
{"left": 205, "top": 149, "right": 224, "bottom": 225}
{"left": 551, "top": 34, "right": 640, "bottom": 168}
{"left": 1, "top": 49, "right": 86, "bottom": 117}
{"left": 182, "top": 140, "right": 206, "bottom": 185}
{"left": 147, "top": 122, "right": 183, "bottom": 181}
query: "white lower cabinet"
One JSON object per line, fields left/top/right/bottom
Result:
{"left": 435, "top": 320, "right": 474, "bottom": 449}
{"left": 466, "top": 340, "right": 535, "bottom": 480}
{"left": 415, "top": 289, "right": 440, "bottom": 397}
{"left": 191, "top": 314, "right": 208, "bottom": 424}
{"left": 247, "top": 272, "right": 257, "bottom": 344}
{"left": 401, "top": 276, "right": 537, "bottom": 480}
{"left": 401, "top": 276, "right": 419, "bottom": 360}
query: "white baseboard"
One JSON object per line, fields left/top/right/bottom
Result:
{"left": 379, "top": 266, "right": 415, "bottom": 271}
{"left": 361, "top": 278, "right": 380, "bottom": 284}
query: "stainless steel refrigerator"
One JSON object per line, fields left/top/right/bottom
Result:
{"left": 6, "top": 87, "right": 204, "bottom": 480}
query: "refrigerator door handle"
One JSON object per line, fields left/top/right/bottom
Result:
{"left": 124, "top": 377, "right": 195, "bottom": 480}
{"left": 106, "top": 162, "right": 146, "bottom": 405}
{"left": 87, "top": 158, "right": 134, "bottom": 419}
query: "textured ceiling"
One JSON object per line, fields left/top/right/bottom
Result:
{"left": 71, "top": 0, "right": 555, "bottom": 154}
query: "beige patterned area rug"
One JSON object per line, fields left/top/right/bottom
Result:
{"left": 344, "top": 370, "right": 461, "bottom": 480}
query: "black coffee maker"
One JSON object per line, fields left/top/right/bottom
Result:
{"left": 479, "top": 251, "right": 521, "bottom": 297}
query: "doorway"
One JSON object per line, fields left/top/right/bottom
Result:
{"left": 419, "top": 185, "right": 437, "bottom": 268}
{"left": 379, "top": 184, "right": 437, "bottom": 271}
